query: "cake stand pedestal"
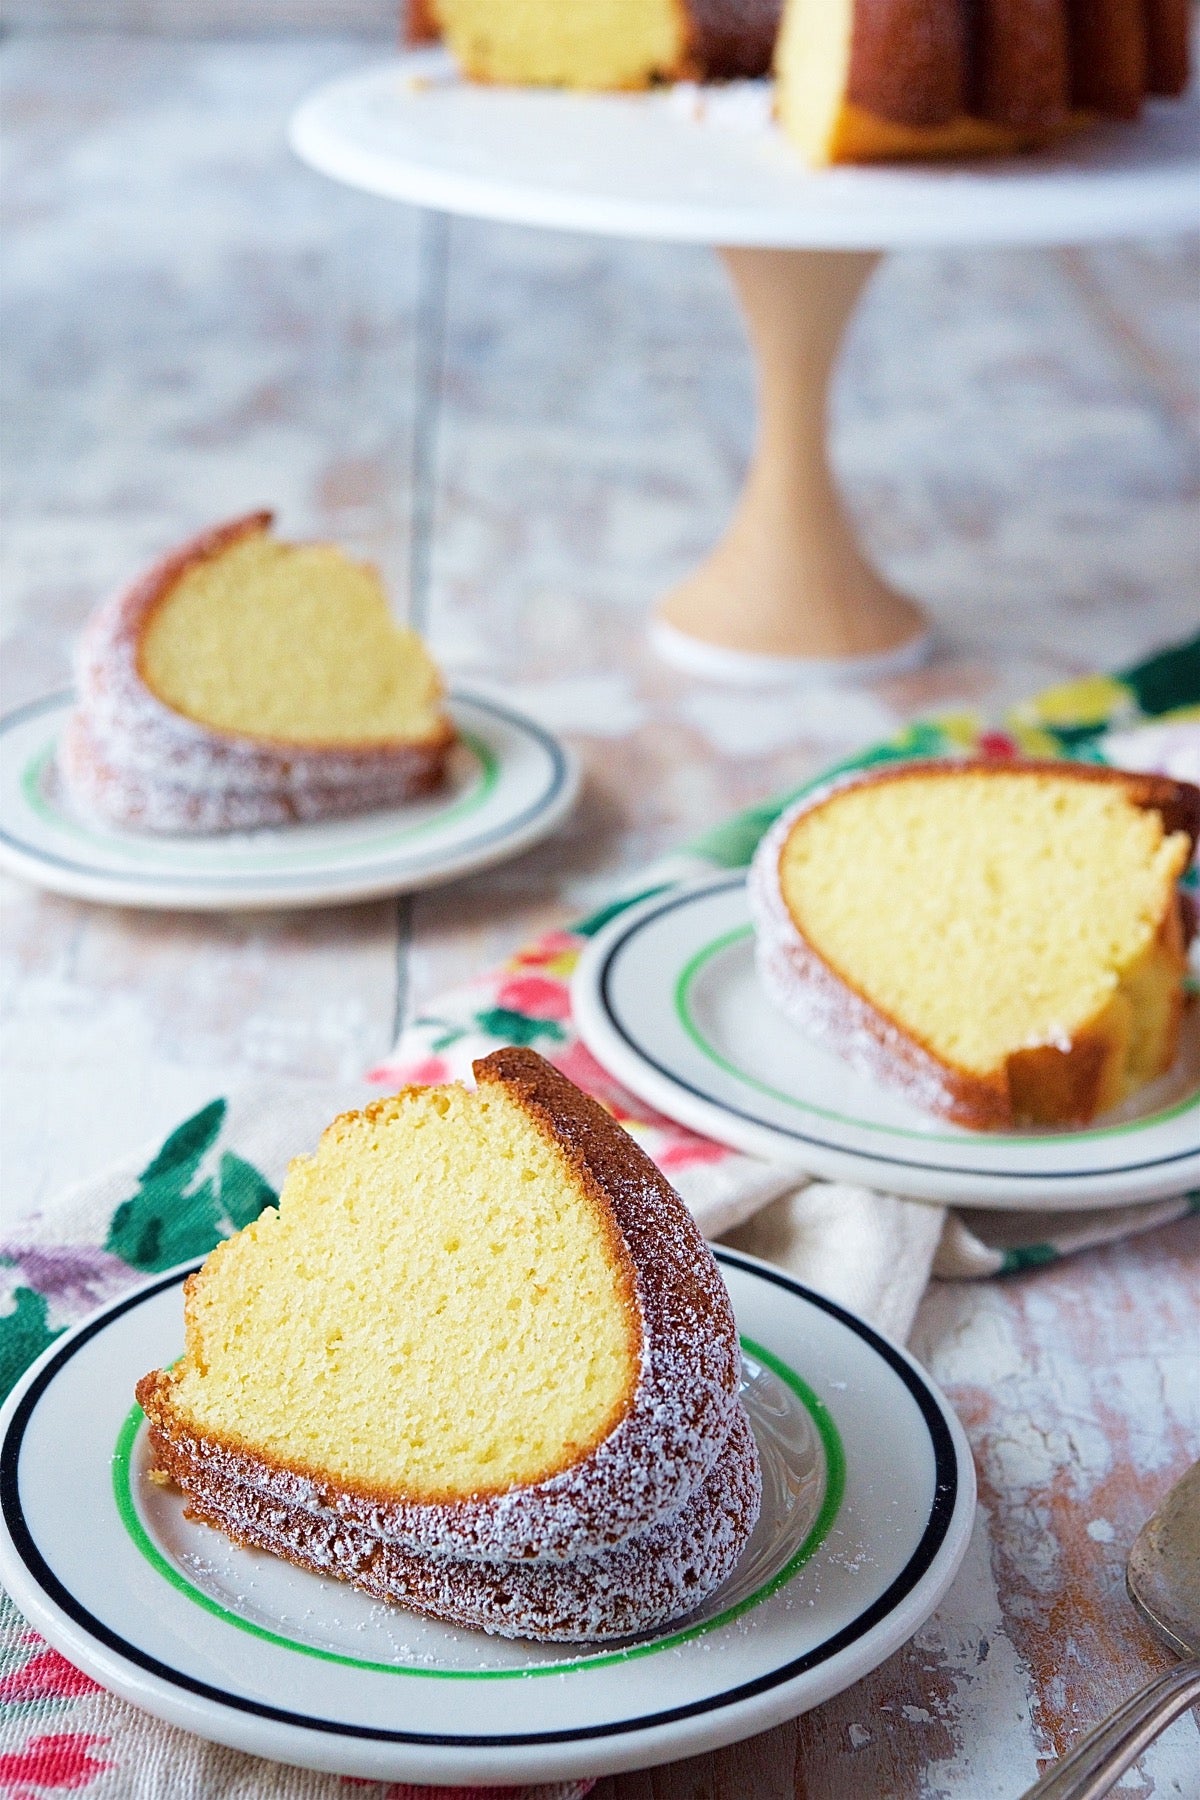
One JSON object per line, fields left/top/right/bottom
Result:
{"left": 291, "top": 54, "right": 1199, "bottom": 683}
{"left": 654, "top": 246, "right": 927, "bottom": 674}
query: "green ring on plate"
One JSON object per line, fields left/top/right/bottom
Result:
{"left": 111, "top": 1335, "right": 843, "bottom": 1681}
{"left": 674, "top": 925, "right": 1200, "bottom": 1145}
{"left": 21, "top": 729, "right": 499, "bottom": 870}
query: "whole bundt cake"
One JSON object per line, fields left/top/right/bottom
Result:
{"left": 777, "top": 0, "right": 1191, "bottom": 164}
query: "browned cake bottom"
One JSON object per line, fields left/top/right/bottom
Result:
{"left": 151, "top": 1404, "right": 763, "bottom": 1643}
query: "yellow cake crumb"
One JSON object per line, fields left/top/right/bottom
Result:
{"left": 139, "top": 531, "right": 446, "bottom": 747}
{"left": 161, "top": 1081, "right": 641, "bottom": 1502}
{"left": 778, "top": 769, "right": 1191, "bottom": 1100}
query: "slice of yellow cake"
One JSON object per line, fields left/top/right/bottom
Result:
{"left": 423, "top": 0, "right": 782, "bottom": 89}
{"left": 60, "top": 513, "right": 455, "bottom": 833}
{"left": 137, "top": 1050, "right": 758, "bottom": 1637}
{"left": 749, "top": 762, "right": 1199, "bottom": 1130}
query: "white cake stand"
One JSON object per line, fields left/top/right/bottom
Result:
{"left": 291, "top": 51, "right": 1200, "bottom": 683}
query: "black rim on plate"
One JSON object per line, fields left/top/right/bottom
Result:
{"left": 0, "top": 691, "right": 571, "bottom": 892}
{"left": 0, "top": 1252, "right": 960, "bottom": 1748}
{"left": 595, "top": 876, "right": 1199, "bottom": 1184}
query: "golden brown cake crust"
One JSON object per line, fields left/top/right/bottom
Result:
{"left": 403, "top": 0, "right": 441, "bottom": 46}
{"left": 749, "top": 760, "right": 1199, "bottom": 1133}
{"left": 138, "top": 1048, "right": 744, "bottom": 1564}
{"left": 681, "top": 0, "right": 783, "bottom": 79}
{"left": 970, "top": 0, "right": 1072, "bottom": 133}
{"left": 1067, "top": 0, "right": 1149, "bottom": 117}
{"left": 847, "top": 0, "right": 970, "bottom": 128}
{"left": 783, "top": 0, "right": 1191, "bottom": 165}
{"left": 59, "top": 512, "right": 455, "bottom": 835}
{"left": 1145, "top": 0, "right": 1192, "bottom": 96}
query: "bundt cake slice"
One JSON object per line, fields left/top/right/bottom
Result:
{"left": 749, "top": 762, "right": 1199, "bottom": 1130}
{"left": 422, "top": 0, "right": 782, "bottom": 89}
{"left": 60, "top": 513, "right": 455, "bottom": 833}
{"left": 137, "top": 1050, "right": 757, "bottom": 1638}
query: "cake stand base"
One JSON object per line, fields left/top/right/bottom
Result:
{"left": 648, "top": 616, "right": 933, "bottom": 687}
{"left": 654, "top": 247, "right": 929, "bottom": 676}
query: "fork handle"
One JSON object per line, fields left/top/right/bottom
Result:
{"left": 1018, "top": 1661, "right": 1200, "bottom": 1800}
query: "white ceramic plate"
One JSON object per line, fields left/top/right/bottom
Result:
{"left": 0, "top": 691, "right": 578, "bottom": 911}
{"left": 290, "top": 49, "right": 1200, "bottom": 249}
{"left": 0, "top": 1253, "right": 974, "bottom": 1788}
{"left": 572, "top": 876, "right": 1200, "bottom": 1211}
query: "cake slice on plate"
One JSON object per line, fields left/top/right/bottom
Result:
{"left": 749, "top": 761, "right": 1199, "bottom": 1131}
{"left": 137, "top": 1048, "right": 760, "bottom": 1641}
{"left": 61, "top": 512, "right": 455, "bottom": 834}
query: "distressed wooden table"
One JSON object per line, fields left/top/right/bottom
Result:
{"left": 1, "top": 33, "right": 1198, "bottom": 1799}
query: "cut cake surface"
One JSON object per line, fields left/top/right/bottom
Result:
{"left": 425, "top": 0, "right": 781, "bottom": 89}
{"left": 137, "top": 1049, "right": 751, "bottom": 1615}
{"left": 749, "top": 760, "right": 1199, "bottom": 1131}
{"left": 60, "top": 513, "right": 455, "bottom": 834}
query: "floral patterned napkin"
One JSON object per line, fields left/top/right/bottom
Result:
{"left": 373, "top": 631, "right": 1200, "bottom": 1301}
{"left": 1, "top": 633, "right": 1197, "bottom": 1797}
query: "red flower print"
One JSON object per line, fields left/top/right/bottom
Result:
{"left": 978, "top": 731, "right": 1018, "bottom": 759}
{"left": 0, "top": 1644, "right": 100, "bottom": 1704}
{"left": 0, "top": 1732, "right": 113, "bottom": 1791}
{"left": 366, "top": 1055, "right": 450, "bottom": 1088}
{"left": 511, "top": 930, "right": 581, "bottom": 967}
{"left": 494, "top": 975, "right": 571, "bottom": 1022}
{"left": 551, "top": 1042, "right": 693, "bottom": 1133}
{"left": 657, "top": 1135, "right": 733, "bottom": 1169}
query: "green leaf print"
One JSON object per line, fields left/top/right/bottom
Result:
{"left": 104, "top": 1103, "right": 278, "bottom": 1272}
{"left": 105, "top": 1173, "right": 222, "bottom": 1273}
{"left": 218, "top": 1152, "right": 278, "bottom": 1232}
{"left": 1122, "top": 632, "right": 1200, "bottom": 719}
{"left": 0, "top": 1287, "right": 63, "bottom": 1401}
{"left": 472, "top": 1008, "right": 567, "bottom": 1047}
{"left": 138, "top": 1098, "right": 225, "bottom": 1185}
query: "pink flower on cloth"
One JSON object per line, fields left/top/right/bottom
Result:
{"left": 655, "top": 1133, "right": 734, "bottom": 1170}
{"left": 550, "top": 1043, "right": 734, "bottom": 1169}
{"left": 494, "top": 974, "right": 572, "bottom": 1022}
{"left": 367, "top": 1054, "right": 452, "bottom": 1089}
{"left": 0, "top": 1731, "right": 113, "bottom": 1792}
{"left": 0, "top": 1640, "right": 100, "bottom": 1704}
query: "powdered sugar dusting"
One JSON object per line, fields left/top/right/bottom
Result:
{"left": 161, "top": 1404, "right": 761, "bottom": 1644}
